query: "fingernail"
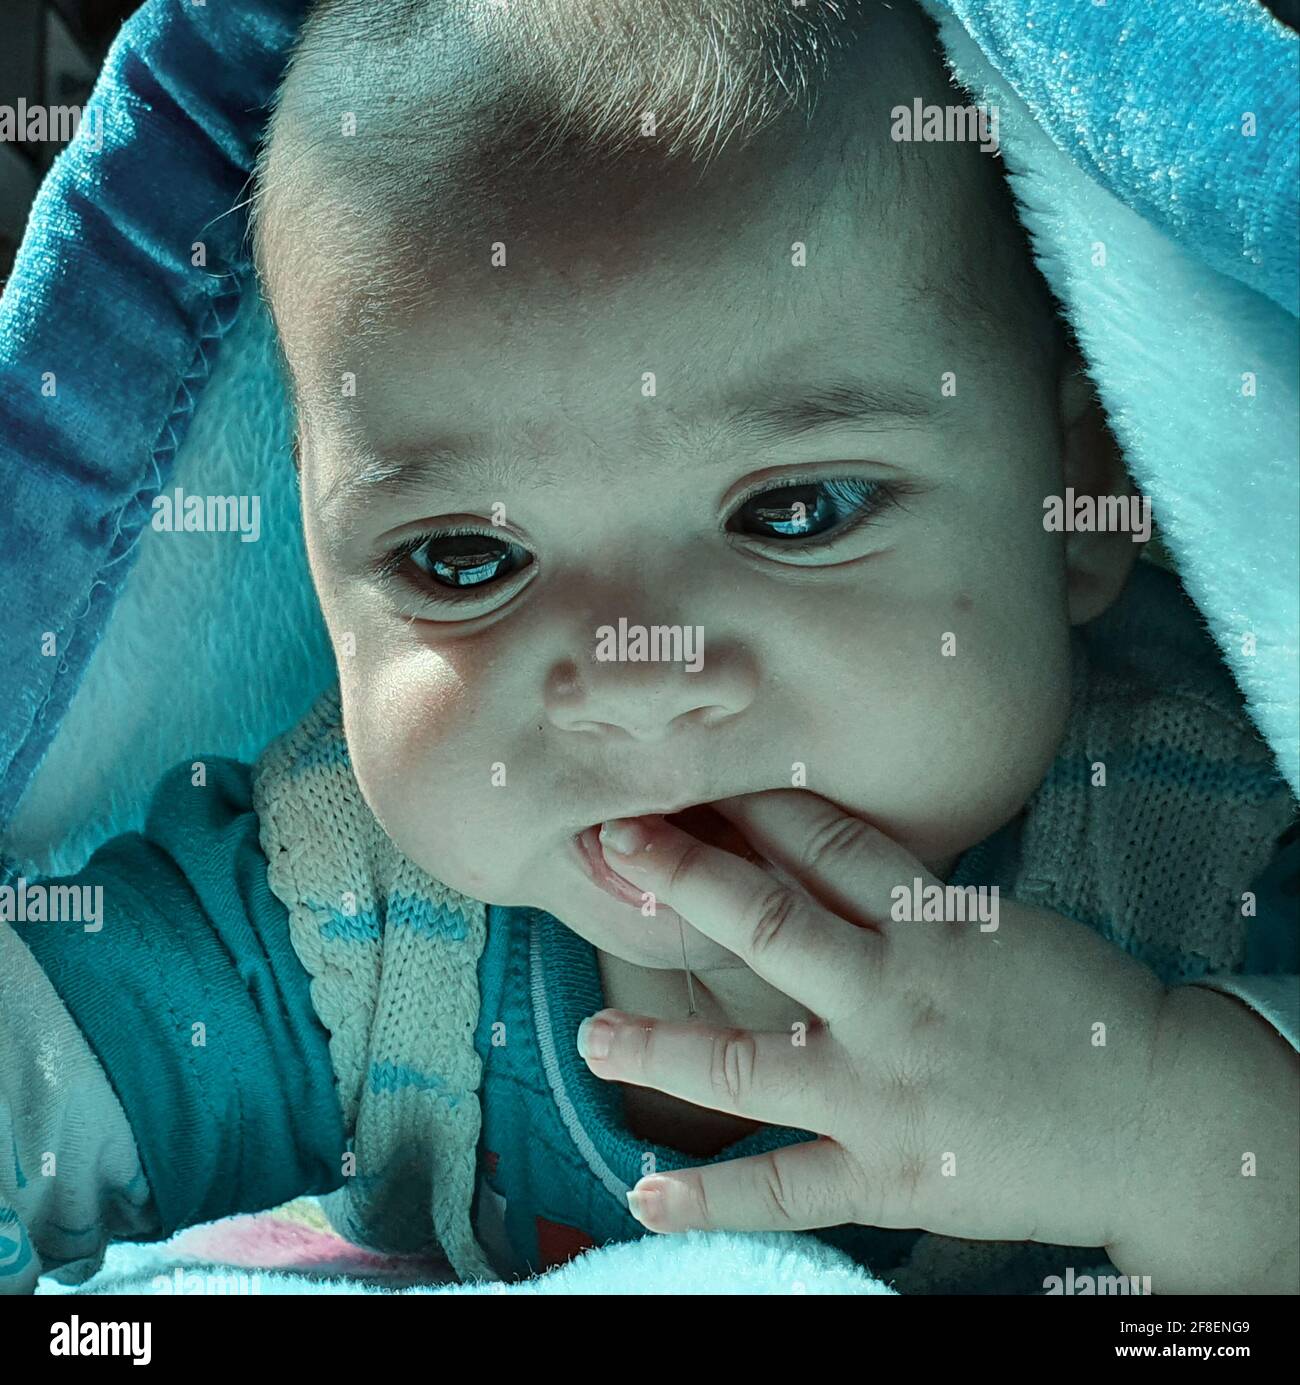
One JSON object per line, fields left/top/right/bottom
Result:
{"left": 576, "top": 1016, "right": 614, "bottom": 1061}
{"left": 600, "top": 817, "right": 651, "bottom": 857}
{"left": 627, "top": 1180, "right": 667, "bottom": 1225}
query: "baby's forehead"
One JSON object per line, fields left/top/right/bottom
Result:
{"left": 339, "top": 89, "right": 1008, "bottom": 344}
{"left": 311, "top": 166, "right": 1022, "bottom": 517}
{"left": 264, "top": 1, "right": 1045, "bottom": 434}
{"left": 295, "top": 167, "right": 1025, "bottom": 502}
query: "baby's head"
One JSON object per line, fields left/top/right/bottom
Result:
{"left": 251, "top": 0, "right": 1138, "bottom": 973}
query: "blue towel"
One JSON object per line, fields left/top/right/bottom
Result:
{"left": 938, "top": 0, "right": 1298, "bottom": 313}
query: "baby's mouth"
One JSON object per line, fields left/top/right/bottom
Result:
{"left": 574, "top": 802, "right": 770, "bottom": 907}
{"left": 662, "top": 804, "right": 765, "bottom": 865}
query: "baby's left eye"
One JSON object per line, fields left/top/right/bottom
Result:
{"left": 726, "top": 477, "right": 889, "bottom": 544}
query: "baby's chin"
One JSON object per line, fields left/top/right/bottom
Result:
{"left": 923, "top": 849, "right": 964, "bottom": 882}
{"left": 534, "top": 876, "right": 745, "bottom": 972}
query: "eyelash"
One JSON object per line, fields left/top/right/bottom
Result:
{"left": 370, "top": 525, "right": 514, "bottom": 594}
{"left": 724, "top": 475, "right": 907, "bottom": 553}
{"left": 371, "top": 473, "right": 912, "bottom": 607}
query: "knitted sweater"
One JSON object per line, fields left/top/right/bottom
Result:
{"left": 250, "top": 561, "right": 1297, "bottom": 1291}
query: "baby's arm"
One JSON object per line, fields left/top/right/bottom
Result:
{"left": 1, "top": 759, "right": 347, "bottom": 1292}
{"left": 1, "top": 921, "right": 160, "bottom": 1291}
{"left": 1128, "top": 978, "right": 1299, "bottom": 1293}
{"left": 1120, "top": 829, "right": 1299, "bottom": 1293}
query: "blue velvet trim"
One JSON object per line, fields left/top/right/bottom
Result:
{"left": 0, "top": 0, "right": 312, "bottom": 827}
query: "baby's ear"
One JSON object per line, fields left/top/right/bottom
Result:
{"left": 1057, "top": 356, "right": 1141, "bottom": 626}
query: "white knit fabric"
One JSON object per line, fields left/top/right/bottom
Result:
{"left": 252, "top": 696, "right": 499, "bottom": 1283}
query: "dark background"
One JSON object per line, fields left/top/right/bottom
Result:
{"left": 0, "top": 0, "right": 143, "bottom": 280}
{"left": 1, "top": 0, "right": 1298, "bottom": 285}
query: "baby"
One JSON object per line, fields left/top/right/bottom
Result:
{"left": 2, "top": 0, "right": 1296, "bottom": 1296}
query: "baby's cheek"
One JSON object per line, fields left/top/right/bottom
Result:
{"left": 848, "top": 580, "right": 1072, "bottom": 860}
{"left": 339, "top": 643, "right": 534, "bottom": 899}
{"left": 925, "top": 591, "right": 1073, "bottom": 821}
{"left": 338, "top": 651, "right": 477, "bottom": 828}
{"left": 347, "top": 653, "right": 462, "bottom": 761}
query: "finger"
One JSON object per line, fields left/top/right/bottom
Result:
{"left": 711, "top": 790, "right": 939, "bottom": 929}
{"left": 579, "top": 1008, "right": 836, "bottom": 1136}
{"left": 625, "top": 1138, "right": 863, "bottom": 1235}
{"left": 598, "top": 814, "right": 880, "bottom": 1024}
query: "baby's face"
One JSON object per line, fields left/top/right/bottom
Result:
{"left": 294, "top": 24, "right": 1074, "bottom": 975}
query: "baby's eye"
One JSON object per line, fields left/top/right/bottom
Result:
{"left": 382, "top": 526, "right": 532, "bottom": 594}
{"left": 726, "top": 476, "right": 890, "bottom": 545}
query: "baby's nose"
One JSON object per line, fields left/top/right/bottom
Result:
{"left": 545, "top": 632, "right": 755, "bottom": 742}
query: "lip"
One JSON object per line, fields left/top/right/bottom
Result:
{"left": 574, "top": 799, "right": 764, "bottom": 895}
{"left": 573, "top": 823, "right": 651, "bottom": 907}
{"left": 589, "top": 795, "right": 715, "bottom": 822}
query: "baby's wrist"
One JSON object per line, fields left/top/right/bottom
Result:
{"left": 1107, "top": 984, "right": 1300, "bottom": 1293}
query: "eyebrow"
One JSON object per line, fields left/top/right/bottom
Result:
{"left": 319, "top": 444, "right": 555, "bottom": 521}
{"left": 322, "top": 375, "right": 936, "bottom": 520}
{"left": 723, "top": 377, "right": 936, "bottom": 445}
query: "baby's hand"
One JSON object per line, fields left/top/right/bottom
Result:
{"left": 578, "top": 791, "right": 1170, "bottom": 1264}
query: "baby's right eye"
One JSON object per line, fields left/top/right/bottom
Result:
{"left": 375, "top": 525, "right": 533, "bottom": 599}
